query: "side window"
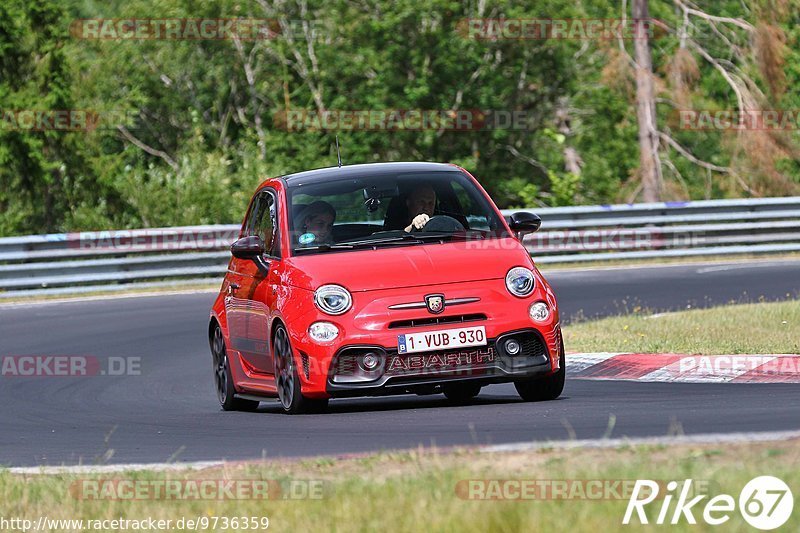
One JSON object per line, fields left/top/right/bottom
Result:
{"left": 245, "top": 190, "right": 280, "bottom": 258}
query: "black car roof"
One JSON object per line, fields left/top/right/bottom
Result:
{"left": 281, "top": 162, "right": 458, "bottom": 186}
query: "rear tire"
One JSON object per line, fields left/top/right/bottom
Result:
{"left": 273, "top": 325, "right": 329, "bottom": 414}
{"left": 514, "top": 341, "right": 565, "bottom": 402}
{"left": 442, "top": 382, "right": 482, "bottom": 404}
{"left": 211, "top": 323, "right": 260, "bottom": 412}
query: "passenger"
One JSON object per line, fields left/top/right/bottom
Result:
{"left": 403, "top": 184, "right": 437, "bottom": 232}
{"left": 295, "top": 201, "right": 336, "bottom": 245}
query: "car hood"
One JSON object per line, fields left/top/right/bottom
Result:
{"left": 284, "top": 238, "right": 532, "bottom": 292}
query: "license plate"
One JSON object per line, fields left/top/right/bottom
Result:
{"left": 397, "top": 326, "right": 486, "bottom": 355}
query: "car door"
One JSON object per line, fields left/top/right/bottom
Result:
{"left": 224, "top": 195, "right": 261, "bottom": 358}
{"left": 237, "top": 188, "right": 282, "bottom": 374}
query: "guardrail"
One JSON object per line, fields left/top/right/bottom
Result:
{"left": 1, "top": 196, "right": 799, "bottom": 297}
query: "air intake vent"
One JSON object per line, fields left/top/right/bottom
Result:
{"left": 388, "top": 313, "right": 487, "bottom": 329}
{"left": 301, "top": 351, "right": 310, "bottom": 379}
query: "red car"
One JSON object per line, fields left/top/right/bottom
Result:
{"left": 209, "top": 162, "right": 564, "bottom": 414}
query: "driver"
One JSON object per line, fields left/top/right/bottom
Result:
{"left": 295, "top": 201, "right": 336, "bottom": 245}
{"left": 403, "top": 184, "right": 437, "bottom": 232}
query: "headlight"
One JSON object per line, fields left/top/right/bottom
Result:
{"left": 314, "top": 284, "right": 352, "bottom": 315}
{"left": 505, "top": 267, "right": 535, "bottom": 297}
{"left": 529, "top": 301, "right": 550, "bottom": 322}
{"left": 308, "top": 321, "right": 340, "bottom": 343}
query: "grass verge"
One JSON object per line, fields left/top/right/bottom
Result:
{"left": 1, "top": 439, "right": 798, "bottom": 532}
{"left": 564, "top": 300, "right": 800, "bottom": 354}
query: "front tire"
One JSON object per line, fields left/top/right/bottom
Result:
{"left": 514, "top": 341, "right": 565, "bottom": 402}
{"left": 211, "top": 324, "right": 260, "bottom": 412}
{"left": 273, "top": 325, "right": 329, "bottom": 414}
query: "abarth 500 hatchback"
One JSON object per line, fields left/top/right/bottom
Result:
{"left": 209, "top": 162, "right": 564, "bottom": 414}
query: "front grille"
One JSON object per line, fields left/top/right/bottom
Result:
{"left": 495, "top": 330, "right": 549, "bottom": 359}
{"left": 388, "top": 313, "right": 487, "bottom": 329}
{"left": 332, "top": 347, "right": 381, "bottom": 377}
{"left": 385, "top": 345, "right": 496, "bottom": 376}
{"left": 330, "top": 329, "right": 549, "bottom": 384}
{"left": 520, "top": 334, "right": 547, "bottom": 358}
{"left": 335, "top": 354, "right": 358, "bottom": 376}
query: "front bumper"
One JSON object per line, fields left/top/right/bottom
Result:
{"left": 288, "top": 277, "right": 561, "bottom": 398}
{"left": 325, "top": 328, "right": 557, "bottom": 397}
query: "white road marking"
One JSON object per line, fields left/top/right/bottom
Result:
{"left": 7, "top": 460, "right": 225, "bottom": 475}
{"left": 641, "top": 355, "right": 779, "bottom": 383}
{"left": 696, "top": 263, "right": 780, "bottom": 274}
{"left": 565, "top": 353, "right": 622, "bottom": 373}
{"left": 481, "top": 429, "right": 800, "bottom": 453}
{"left": 0, "top": 289, "right": 217, "bottom": 309}
{"left": 8, "top": 431, "right": 800, "bottom": 475}
{"left": 545, "top": 258, "right": 800, "bottom": 276}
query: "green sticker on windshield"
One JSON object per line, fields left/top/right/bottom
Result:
{"left": 299, "top": 233, "right": 316, "bottom": 245}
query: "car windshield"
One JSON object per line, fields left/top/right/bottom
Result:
{"left": 287, "top": 170, "right": 508, "bottom": 255}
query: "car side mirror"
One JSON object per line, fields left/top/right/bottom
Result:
{"left": 506, "top": 212, "right": 542, "bottom": 241}
{"left": 230, "top": 235, "right": 265, "bottom": 260}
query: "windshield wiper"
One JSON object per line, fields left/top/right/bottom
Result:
{"left": 294, "top": 243, "right": 356, "bottom": 253}
{"left": 296, "top": 235, "right": 424, "bottom": 253}
{"left": 410, "top": 232, "right": 480, "bottom": 242}
{"left": 337, "top": 234, "right": 425, "bottom": 247}
{"left": 348, "top": 232, "right": 481, "bottom": 245}
{"left": 296, "top": 232, "right": 485, "bottom": 253}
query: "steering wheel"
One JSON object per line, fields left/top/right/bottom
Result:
{"left": 411, "top": 215, "right": 465, "bottom": 233}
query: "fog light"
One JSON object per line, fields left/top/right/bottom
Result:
{"left": 529, "top": 301, "right": 550, "bottom": 322}
{"left": 360, "top": 353, "right": 381, "bottom": 371}
{"left": 308, "top": 322, "right": 339, "bottom": 343}
{"left": 505, "top": 339, "right": 521, "bottom": 355}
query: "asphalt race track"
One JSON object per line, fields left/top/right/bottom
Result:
{"left": 1, "top": 259, "right": 798, "bottom": 467}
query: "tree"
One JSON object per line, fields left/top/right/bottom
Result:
{"left": 632, "top": 0, "right": 663, "bottom": 202}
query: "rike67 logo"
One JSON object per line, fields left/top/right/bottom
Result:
{"left": 624, "top": 476, "right": 793, "bottom": 530}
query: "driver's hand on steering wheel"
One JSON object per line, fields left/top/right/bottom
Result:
{"left": 405, "top": 214, "right": 430, "bottom": 232}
